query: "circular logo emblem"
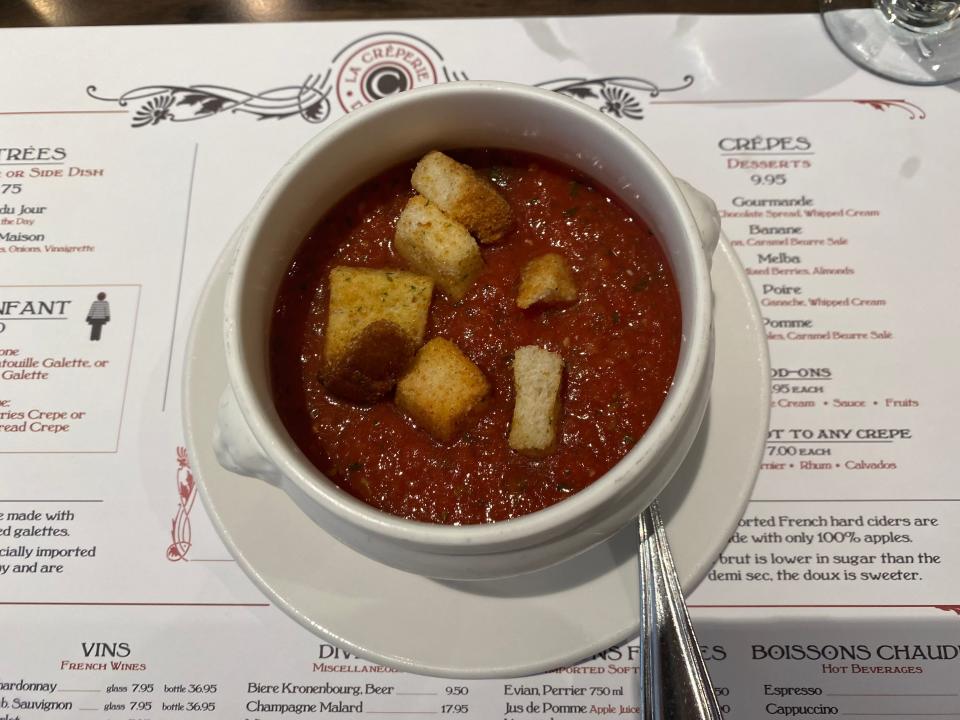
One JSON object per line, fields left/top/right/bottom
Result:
{"left": 334, "top": 35, "right": 440, "bottom": 112}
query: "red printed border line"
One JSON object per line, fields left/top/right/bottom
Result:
{"left": 0, "top": 601, "right": 268, "bottom": 607}
{"left": 0, "top": 110, "right": 125, "bottom": 116}
{"left": 651, "top": 97, "right": 926, "bottom": 120}
{"left": 689, "top": 604, "right": 960, "bottom": 616}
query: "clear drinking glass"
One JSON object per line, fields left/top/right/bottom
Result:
{"left": 821, "top": 0, "right": 960, "bottom": 84}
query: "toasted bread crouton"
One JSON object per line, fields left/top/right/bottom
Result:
{"left": 323, "top": 321, "right": 419, "bottom": 404}
{"left": 411, "top": 151, "right": 513, "bottom": 244}
{"left": 323, "top": 266, "right": 433, "bottom": 402}
{"left": 508, "top": 346, "right": 564, "bottom": 456}
{"left": 395, "top": 195, "right": 485, "bottom": 301}
{"left": 516, "top": 253, "right": 577, "bottom": 310}
{"left": 395, "top": 338, "right": 490, "bottom": 442}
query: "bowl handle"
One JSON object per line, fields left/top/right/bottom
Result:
{"left": 675, "top": 178, "right": 720, "bottom": 267}
{"left": 213, "top": 387, "right": 285, "bottom": 486}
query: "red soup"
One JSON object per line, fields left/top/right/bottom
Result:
{"left": 270, "top": 149, "right": 682, "bottom": 525}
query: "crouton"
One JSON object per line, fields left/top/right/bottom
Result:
{"left": 395, "top": 195, "right": 485, "bottom": 300}
{"left": 322, "top": 321, "right": 419, "bottom": 404}
{"left": 508, "top": 346, "right": 564, "bottom": 456}
{"left": 411, "top": 151, "right": 513, "bottom": 244}
{"left": 395, "top": 338, "right": 490, "bottom": 442}
{"left": 516, "top": 253, "right": 577, "bottom": 310}
{"left": 323, "top": 266, "right": 433, "bottom": 402}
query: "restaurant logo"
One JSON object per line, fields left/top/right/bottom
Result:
{"left": 332, "top": 32, "right": 458, "bottom": 112}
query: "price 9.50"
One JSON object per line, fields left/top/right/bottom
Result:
{"left": 750, "top": 174, "right": 786, "bottom": 186}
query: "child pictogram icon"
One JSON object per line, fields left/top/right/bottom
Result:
{"left": 86, "top": 291, "right": 110, "bottom": 341}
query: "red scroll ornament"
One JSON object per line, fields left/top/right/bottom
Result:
{"left": 166, "top": 446, "right": 197, "bottom": 561}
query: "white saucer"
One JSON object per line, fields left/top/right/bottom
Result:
{"left": 183, "top": 236, "right": 769, "bottom": 679}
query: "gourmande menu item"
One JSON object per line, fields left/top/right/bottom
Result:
{"left": 2, "top": 13, "right": 959, "bottom": 719}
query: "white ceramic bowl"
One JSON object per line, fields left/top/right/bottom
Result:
{"left": 212, "top": 81, "right": 719, "bottom": 580}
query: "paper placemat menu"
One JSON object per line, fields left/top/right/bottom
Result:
{"left": 2, "top": 14, "right": 959, "bottom": 719}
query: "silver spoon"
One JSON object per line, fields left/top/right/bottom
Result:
{"left": 638, "top": 500, "right": 723, "bottom": 719}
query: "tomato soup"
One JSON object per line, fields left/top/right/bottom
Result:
{"left": 270, "top": 149, "right": 682, "bottom": 525}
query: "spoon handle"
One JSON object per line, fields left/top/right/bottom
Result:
{"left": 639, "top": 500, "right": 724, "bottom": 720}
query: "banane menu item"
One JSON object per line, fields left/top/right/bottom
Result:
{"left": 2, "top": 13, "right": 959, "bottom": 718}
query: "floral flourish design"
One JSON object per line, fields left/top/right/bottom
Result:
{"left": 853, "top": 99, "right": 926, "bottom": 120}
{"left": 88, "top": 72, "right": 333, "bottom": 128}
{"left": 535, "top": 75, "right": 695, "bottom": 121}
{"left": 86, "top": 29, "right": 696, "bottom": 128}
{"left": 600, "top": 86, "right": 644, "bottom": 119}
{"left": 133, "top": 94, "right": 175, "bottom": 127}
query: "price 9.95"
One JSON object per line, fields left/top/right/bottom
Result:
{"left": 750, "top": 174, "right": 787, "bottom": 186}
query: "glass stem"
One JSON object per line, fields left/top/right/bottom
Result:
{"left": 876, "top": 0, "right": 960, "bottom": 29}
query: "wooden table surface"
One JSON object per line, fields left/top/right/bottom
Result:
{"left": 7, "top": 0, "right": 818, "bottom": 27}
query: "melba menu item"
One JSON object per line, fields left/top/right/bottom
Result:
{"left": 270, "top": 149, "right": 681, "bottom": 524}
